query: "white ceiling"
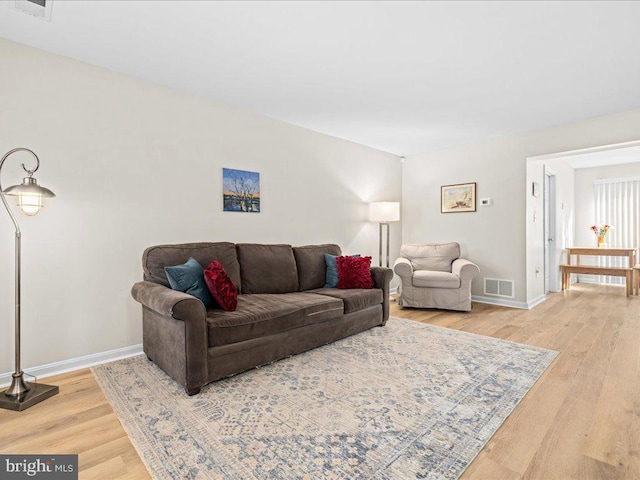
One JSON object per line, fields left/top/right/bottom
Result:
{"left": 1, "top": 1, "right": 640, "bottom": 155}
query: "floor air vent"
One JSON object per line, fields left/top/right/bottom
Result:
{"left": 484, "top": 278, "right": 515, "bottom": 298}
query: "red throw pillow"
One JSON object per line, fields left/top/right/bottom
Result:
{"left": 337, "top": 255, "right": 373, "bottom": 289}
{"left": 204, "top": 261, "right": 238, "bottom": 311}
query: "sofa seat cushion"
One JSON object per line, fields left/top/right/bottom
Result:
{"left": 412, "top": 271, "right": 461, "bottom": 289}
{"left": 308, "top": 288, "right": 383, "bottom": 314}
{"left": 207, "top": 293, "right": 343, "bottom": 347}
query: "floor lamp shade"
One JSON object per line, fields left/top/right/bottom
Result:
{"left": 0, "top": 148, "right": 58, "bottom": 412}
{"left": 370, "top": 202, "right": 400, "bottom": 267}
{"left": 4, "top": 177, "right": 55, "bottom": 215}
{"left": 370, "top": 202, "right": 400, "bottom": 223}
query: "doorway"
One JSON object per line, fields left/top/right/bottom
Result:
{"left": 526, "top": 139, "right": 640, "bottom": 306}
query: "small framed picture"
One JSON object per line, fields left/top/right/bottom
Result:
{"left": 441, "top": 182, "right": 476, "bottom": 213}
{"left": 223, "top": 168, "right": 260, "bottom": 213}
{"left": 532, "top": 182, "right": 540, "bottom": 198}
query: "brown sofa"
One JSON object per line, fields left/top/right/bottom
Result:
{"left": 131, "top": 242, "right": 393, "bottom": 395}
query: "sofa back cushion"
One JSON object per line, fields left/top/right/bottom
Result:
{"left": 143, "top": 242, "right": 241, "bottom": 292}
{"left": 237, "top": 244, "right": 299, "bottom": 294}
{"left": 293, "top": 244, "right": 342, "bottom": 291}
{"left": 400, "top": 243, "right": 460, "bottom": 273}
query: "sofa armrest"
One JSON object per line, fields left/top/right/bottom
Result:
{"left": 452, "top": 258, "right": 480, "bottom": 283}
{"left": 393, "top": 257, "right": 413, "bottom": 280}
{"left": 370, "top": 266, "right": 393, "bottom": 326}
{"left": 132, "top": 281, "right": 208, "bottom": 395}
{"left": 370, "top": 266, "right": 393, "bottom": 290}
{"left": 131, "top": 281, "right": 206, "bottom": 321}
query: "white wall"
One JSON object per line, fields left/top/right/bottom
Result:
{"left": 403, "top": 109, "right": 640, "bottom": 307}
{"left": 0, "top": 39, "right": 401, "bottom": 376}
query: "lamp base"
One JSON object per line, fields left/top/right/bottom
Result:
{"left": 0, "top": 383, "right": 59, "bottom": 412}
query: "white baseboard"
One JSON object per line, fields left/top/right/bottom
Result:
{"left": 471, "top": 295, "right": 540, "bottom": 310}
{"left": 525, "top": 294, "right": 548, "bottom": 309}
{"left": 0, "top": 344, "right": 143, "bottom": 388}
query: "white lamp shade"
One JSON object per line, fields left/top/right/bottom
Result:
{"left": 370, "top": 202, "right": 400, "bottom": 222}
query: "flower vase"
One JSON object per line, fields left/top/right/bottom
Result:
{"left": 597, "top": 236, "right": 606, "bottom": 248}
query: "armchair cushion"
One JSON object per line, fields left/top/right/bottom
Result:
{"left": 401, "top": 243, "right": 460, "bottom": 272}
{"left": 412, "top": 271, "right": 461, "bottom": 289}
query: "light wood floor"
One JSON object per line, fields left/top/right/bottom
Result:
{"left": 0, "top": 283, "right": 638, "bottom": 479}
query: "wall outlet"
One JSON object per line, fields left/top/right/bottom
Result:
{"left": 480, "top": 198, "right": 492, "bottom": 206}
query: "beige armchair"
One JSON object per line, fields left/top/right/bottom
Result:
{"left": 393, "top": 243, "right": 479, "bottom": 311}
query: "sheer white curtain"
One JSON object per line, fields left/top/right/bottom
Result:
{"left": 594, "top": 176, "right": 640, "bottom": 284}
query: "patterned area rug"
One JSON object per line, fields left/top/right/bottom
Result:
{"left": 93, "top": 317, "right": 557, "bottom": 480}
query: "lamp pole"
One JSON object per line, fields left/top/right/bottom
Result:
{"left": 379, "top": 222, "right": 391, "bottom": 267}
{"left": 0, "top": 148, "right": 32, "bottom": 397}
{"left": 0, "top": 148, "right": 58, "bottom": 411}
{"left": 370, "top": 202, "right": 400, "bottom": 268}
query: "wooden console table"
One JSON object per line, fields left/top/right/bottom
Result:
{"left": 561, "top": 247, "right": 637, "bottom": 297}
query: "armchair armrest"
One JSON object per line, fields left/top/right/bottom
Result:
{"left": 393, "top": 257, "right": 413, "bottom": 279}
{"left": 452, "top": 258, "right": 480, "bottom": 282}
{"left": 131, "top": 281, "right": 206, "bottom": 321}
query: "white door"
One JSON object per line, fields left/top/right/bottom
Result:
{"left": 544, "top": 168, "right": 557, "bottom": 293}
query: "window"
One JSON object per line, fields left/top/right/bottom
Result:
{"left": 594, "top": 177, "right": 640, "bottom": 283}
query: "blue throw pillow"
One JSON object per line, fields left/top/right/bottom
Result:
{"left": 165, "top": 257, "right": 215, "bottom": 308}
{"left": 324, "top": 253, "right": 360, "bottom": 288}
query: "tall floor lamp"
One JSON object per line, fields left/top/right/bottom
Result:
{"left": 370, "top": 201, "right": 400, "bottom": 267}
{"left": 0, "top": 148, "right": 58, "bottom": 412}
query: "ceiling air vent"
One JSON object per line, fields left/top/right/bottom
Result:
{"left": 484, "top": 278, "right": 515, "bottom": 298}
{"left": 9, "top": 0, "right": 53, "bottom": 21}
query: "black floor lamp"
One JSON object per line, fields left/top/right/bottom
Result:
{"left": 370, "top": 201, "right": 400, "bottom": 267}
{"left": 0, "top": 148, "right": 58, "bottom": 412}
